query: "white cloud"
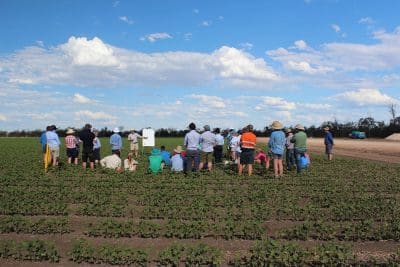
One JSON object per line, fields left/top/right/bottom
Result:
{"left": 36, "top": 40, "right": 44, "bottom": 47}
{"left": 213, "top": 46, "right": 279, "bottom": 81}
{"left": 201, "top": 20, "right": 212, "bottom": 27}
{"left": 331, "top": 24, "right": 341, "bottom": 33}
{"left": 75, "top": 110, "right": 117, "bottom": 121}
{"left": 119, "top": 16, "right": 134, "bottom": 25}
{"left": 239, "top": 42, "right": 253, "bottom": 51}
{"left": 0, "top": 114, "right": 7, "bottom": 121}
{"left": 261, "top": 96, "right": 296, "bottom": 110}
{"left": 359, "top": 17, "right": 375, "bottom": 25}
{"left": 293, "top": 40, "right": 308, "bottom": 50}
{"left": 73, "top": 93, "right": 94, "bottom": 104}
{"left": 190, "top": 94, "right": 226, "bottom": 108}
{"left": 61, "top": 36, "right": 119, "bottom": 67}
{"left": 287, "top": 60, "right": 334, "bottom": 74}
{"left": 140, "top": 32, "right": 172, "bottom": 42}
{"left": 332, "top": 88, "right": 399, "bottom": 106}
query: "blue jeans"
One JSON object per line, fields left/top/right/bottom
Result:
{"left": 286, "top": 149, "right": 295, "bottom": 171}
{"left": 294, "top": 148, "right": 307, "bottom": 173}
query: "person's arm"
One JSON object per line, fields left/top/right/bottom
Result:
{"left": 184, "top": 134, "right": 188, "bottom": 147}
{"left": 118, "top": 136, "right": 122, "bottom": 149}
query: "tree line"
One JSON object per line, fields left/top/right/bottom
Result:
{"left": 1, "top": 116, "right": 399, "bottom": 138}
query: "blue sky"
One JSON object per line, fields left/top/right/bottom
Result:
{"left": 1, "top": 0, "right": 400, "bottom": 131}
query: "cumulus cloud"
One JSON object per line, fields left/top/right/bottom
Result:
{"left": 73, "top": 93, "right": 94, "bottom": 104}
{"left": 190, "top": 94, "right": 226, "bottom": 108}
{"left": 293, "top": 40, "right": 308, "bottom": 50}
{"left": 331, "top": 24, "right": 341, "bottom": 33}
{"left": 119, "top": 16, "right": 134, "bottom": 24}
{"left": 260, "top": 96, "right": 296, "bottom": 110}
{"left": 140, "top": 32, "right": 172, "bottom": 42}
{"left": 359, "top": 17, "right": 375, "bottom": 25}
{"left": 332, "top": 88, "right": 399, "bottom": 106}
{"left": 61, "top": 36, "right": 119, "bottom": 67}
{"left": 75, "top": 110, "right": 117, "bottom": 121}
{"left": 239, "top": 42, "right": 253, "bottom": 50}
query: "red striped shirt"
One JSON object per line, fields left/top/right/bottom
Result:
{"left": 65, "top": 135, "right": 77, "bottom": 149}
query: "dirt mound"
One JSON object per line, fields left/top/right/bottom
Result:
{"left": 385, "top": 133, "right": 400, "bottom": 141}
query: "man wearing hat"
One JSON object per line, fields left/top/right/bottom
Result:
{"left": 268, "top": 121, "right": 286, "bottom": 178}
{"left": 128, "top": 129, "right": 145, "bottom": 158}
{"left": 110, "top": 127, "right": 122, "bottom": 156}
{"left": 65, "top": 128, "right": 79, "bottom": 165}
{"left": 171, "top": 145, "right": 184, "bottom": 172}
{"left": 323, "top": 126, "right": 334, "bottom": 161}
{"left": 199, "top": 125, "right": 216, "bottom": 171}
{"left": 291, "top": 124, "right": 308, "bottom": 174}
{"left": 285, "top": 128, "right": 296, "bottom": 171}
{"left": 46, "top": 125, "right": 60, "bottom": 167}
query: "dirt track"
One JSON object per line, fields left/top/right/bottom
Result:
{"left": 258, "top": 138, "right": 400, "bottom": 164}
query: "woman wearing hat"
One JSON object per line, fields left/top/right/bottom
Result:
{"left": 171, "top": 145, "right": 185, "bottom": 172}
{"left": 268, "top": 121, "right": 286, "bottom": 178}
{"left": 110, "top": 127, "right": 122, "bottom": 156}
{"left": 65, "top": 128, "right": 79, "bottom": 164}
{"left": 291, "top": 124, "right": 308, "bottom": 174}
{"left": 323, "top": 126, "right": 334, "bottom": 161}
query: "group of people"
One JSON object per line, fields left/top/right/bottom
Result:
{"left": 40, "top": 121, "right": 334, "bottom": 176}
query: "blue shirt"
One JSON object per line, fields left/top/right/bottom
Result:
{"left": 171, "top": 154, "right": 184, "bottom": 171}
{"left": 46, "top": 131, "right": 60, "bottom": 149}
{"left": 40, "top": 132, "right": 47, "bottom": 149}
{"left": 184, "top": 130, "right": 201, "bottom": 150}
{"left": 93, "top": 138, "right": 101, "bottom": 149}
{"left": 268, "top": 130, "right": 286, "bottom": 155}
{"left": 324, "top": 131, "right": 334, "bottom": 145}
{"left": 110, "top": 133, "right": 122, "bottom": 150}
{"left": 160, "top": 150, "right": 171, "bottom": 166}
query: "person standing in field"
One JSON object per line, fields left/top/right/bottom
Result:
{"left": 199, "top": 125, "right": 216, "bottom": 171}
{"left": 110, "top": 128, "right": 122, "bottom": 156}
{"left": 184, "top": 122, "right": 201, "bottom": 172}
{"left": 268, "top": 121, "right": 286, "bottom": 178}
{"left": 291, "top": 124, "right": 308, "bottom": 174}
{"left": 93, "top": 129, "right": 101, "bottom": 166}
{"left": 46, "top": 125, "right": 60, "bottom": 167}
{"left": 323, "top": 126, "right": 334, "bottom": 161}
{"left": 239, "top": 125, "right": 257, "bottom": 176}
{"left": 128, "top": 129, "right": 145, "bottom": 158}
{"left": 285, "top": 128, "right": 296, "bottom": 171}
{"left": 65, "top": 128, "right": 79, "bottom": 165}
{"left": 40, "top": 126, "right": 49, "bottom": 162}
{"left": 79, "top": 123, "right": 96, "bottom": 169}
{"left": 229, "top": 131, "right": 240, "bottom": 162}
{"left": 213, "top": 128, "right": 224, "bottom": 164}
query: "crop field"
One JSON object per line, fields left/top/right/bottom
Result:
{"left": 0, "top": 137, "right": 400, "bottom": 266}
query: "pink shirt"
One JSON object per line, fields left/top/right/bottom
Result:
{"left": 65, "top": 135, "right": 77, "bottom": 149}
{"left": 255, "top": 152, "right": 267, "bottom": 163}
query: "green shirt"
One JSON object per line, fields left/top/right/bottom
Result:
{"left": 291, "top": 131, "right": 307, "bottom": 151}
{"left": 149, "top": 155, "right": 162, "bottom": 173}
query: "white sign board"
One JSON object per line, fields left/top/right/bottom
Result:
{"left": 142, "top": 128, "right": 155, "bottom": 147}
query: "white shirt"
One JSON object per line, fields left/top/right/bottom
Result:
{"left": 128, "top": 133, "right": 141, "bottom": 143}
{"left": 184, "top": 130, "right": 201, "bottom": 150}
{"left": 124, "top": 158, "right": 138, "bottom": 171}
{"left": 100, "top": 155, "right": 121, "bottom": 169}
{"left": 215, "top": 134, "right": 224, "bottom": 146}
{"left": 200, "top": 131, "right": 216, "bottom": 152}
{"left": 230, "top": 136, "right": 241, "bottom": 153}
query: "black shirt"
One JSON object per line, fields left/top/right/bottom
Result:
{"left": 79, "top": 129, "right": 95, "bottom": 151}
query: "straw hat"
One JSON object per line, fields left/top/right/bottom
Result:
{"left": 271, "top": 121, "right": 284, "bottom": 130}
{"left": 285, "top": 128, "right": 292, "bottom": 133}
{"left": 174, "top": 145, "right": 183, "bottom": 154}
{"left": 113, "top": 127, "right": 120, "bottom": 133}
{"left": 323, "top": 126, "right": 330, "bottom": 131}
{"left": 295, "top": 124, "right": 305, "bottom": 131}
{"left": 66, "top": 128, "right": 75, "bottom": 134}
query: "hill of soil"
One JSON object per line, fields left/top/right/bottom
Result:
{"left": 385, "top": 133, "right": 400, "bottom": 141}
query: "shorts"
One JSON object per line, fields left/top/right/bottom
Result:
{"left": 325, "top": 144, "right": 333, "bottom": 154}
{"left": 66, "top": 148, "right": 78, "bottom": 158}
{"left": 93, "top": 148, "right": 100, "bottom": 161}
{"left": 82, "top": 149, "right": 95, "bottom": 163}
{"left": 130, "top": 143, "right": 139, "bottom": 151}
{"left": 272, "top": 153, "right": 283, "bottom": 160}
{"left": 201, "top": 151, "right": 213, "bottom": 162}
{"left": 240, "top": 148, "right": 255, "bottom": 165}
{"left": 50, "top": 147, "right": 59, "bottom": 158}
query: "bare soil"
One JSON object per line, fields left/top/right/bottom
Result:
{"left": 258, "top": 138, "right": 400, "bottom": 164}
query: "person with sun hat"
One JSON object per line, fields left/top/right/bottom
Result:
{"left": 268, "top": 121, "right": 286, "bottom": 178}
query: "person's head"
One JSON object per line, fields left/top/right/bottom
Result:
{"left": 50, "top": 125, "right": 57, "bottom": 131}
{"left": 127, "top": 152, "right": 133, "bottom": 160}
{"left": 295, "top": 124, "right": 305, "bottom": 132}
{"left": 113, "top": 127, "right": 120, "bottom": 134}
{"left": 93, "top": 129, "right": 99, "bottom": 136}
{"left": 160, "top": 145, "right": 166, "bottom": 151}
{"left": 46, "top": 125, "right": 51, "bottom": 131}
{"left": 271, "top": 121, "right": 284, "bottom": 131}
{"left": 151, "top": 148, "right": 160, "bottom": 156}
{"left": 323, "top": 126, "right": 330, "bottom": 132}
{"left": 66, "top": 128, "right": 75, "bottom": 135}
{"left": 285, "top": 128, "right": 292, "bottom": 135}
{"left": 84, "top": 123, "right": 92, "bottom": 130}
{"left": 189, "top": 122, "right": 196, "bottom": 130}
{"left": 242, "top": 126, "right": 248, "bottom": 133}
{"left": 214, "top": 128, "right": 220, "bottom": 134}
{"left": 247, "top": 124, "right": 254, "bottom": 132}
{"left": 203, "top": 125, "right": 210, "bottom": 131}
{"left": 174, "top": 145, "right": 183, "bottom": 154}
{"left": 131, "top": 129, "right": 135, "bottom": 133}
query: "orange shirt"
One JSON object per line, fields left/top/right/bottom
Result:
{"left": 241, "top": 132, "right": 256, "bottom": 149}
